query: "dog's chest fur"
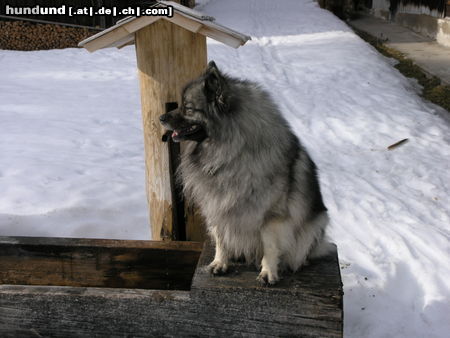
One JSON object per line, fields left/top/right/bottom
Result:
{"left": 179, "top": 141, "right": 288, "bottom": 261}
{"left": 180, "top": 142, "right": 251, "bottom": 217}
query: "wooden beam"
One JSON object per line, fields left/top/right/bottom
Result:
{"left": 163, "top": 12, "right": 203, "bottom": 33}
{"left": 190, "top": 241, "right": 344, "bottom": 336}
{"left": 135, "top": 20, "right": 207, "bottom": 241}
{"left": 110, "top": 34, "right": 135, "bottom": 49}
{"left": 117, "top": 36, "right": 135, "bottom": 49}
{"left": 0, "top": 236, "right": 202, "bottom": 290}
{"left": 82, "top": 26, "right": 131, "bottom": 52}
{"left": 198, "top": 25, "right": 243, "bottom": 48}
{"left": 123, "top": 16, "right": 160, "bottom": 34}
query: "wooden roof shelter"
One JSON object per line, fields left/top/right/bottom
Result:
{"left": 79, "top": 1, "right": 251, "bottom": 51}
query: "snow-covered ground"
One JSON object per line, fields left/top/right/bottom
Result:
{"left": 0, "top": 0, "right": 449, "bottom": 337}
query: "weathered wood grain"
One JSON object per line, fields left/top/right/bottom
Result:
{"left": 135, "top": 20, "right": 207, "bottom": 241}
{"left": 191, "top": 241, "right": 344, "bottom": 336}
{"left": 0, "top": 237, "right": 343, "bottom": 337}
{"left": 0, "top": 236, "right": 202, "bottom": 290}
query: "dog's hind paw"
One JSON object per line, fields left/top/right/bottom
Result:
{"left": 206, "top": 260, "right": 229, "bottom": 275}
{"left": 256, "top": 270, "right": 279, "bottom": 286}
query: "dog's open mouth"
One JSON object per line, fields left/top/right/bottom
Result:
{"left": 172, "top": 125, "right": 200, "bottom": 139}
{"left": 170, "top": 124, "right": 206, "bottom": 142}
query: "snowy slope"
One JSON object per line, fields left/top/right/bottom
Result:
{"left": 0, "top": 0, "right": 449, "bottom": 337}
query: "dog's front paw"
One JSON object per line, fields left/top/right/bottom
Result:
{"left": 256, "top": 269, "right": 279, "bottom": 286}
{"left": 207, "top": 260, "right": 229, "bottom": 275}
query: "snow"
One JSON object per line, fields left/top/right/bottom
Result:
{"left": 0, "top": 0, "right": 449, "bottom": 337}
{"left": 0, "top": 48, "right": 150, "bottom": 239}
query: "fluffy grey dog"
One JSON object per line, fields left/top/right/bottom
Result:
{"left": 160, "top": 61, "right": 329, "bottom": 285}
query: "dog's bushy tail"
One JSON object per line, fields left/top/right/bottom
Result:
{"left": 309, "top": 238, "right": 335, "bottom": 258}
{"left": 308, "top": 212, "right": 334, "bottom": 259}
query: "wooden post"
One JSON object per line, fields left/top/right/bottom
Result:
{"left": 135, "top": 20, "right": 207, "bottom": 241}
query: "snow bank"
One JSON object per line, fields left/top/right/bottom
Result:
{"left": 0, "top": 48, "right": 150, "bottom": 239}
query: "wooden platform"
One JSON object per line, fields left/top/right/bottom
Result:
{"left": 0, "top": 236, "right": 343, "bottom": 337}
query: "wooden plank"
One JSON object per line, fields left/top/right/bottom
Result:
{"left": 82, "top": 26, "right": 130, "bottom": 52}
{"left": 190, "top": 241, "right": 344, "bottom": 336}
{"left": 160, "top": 1, "right": 213, "bottom": 21}
{"left": 82, "top": 16, "right": 160, "bottom": 51}
{"left": 109, "top": 34, "right": 135, "bottom": 49}
{"left": 122, "top": 16, "right": 160, "bottom": 34}
{"left": 0, "top": 236, "right": 202, "bottom": 290}
{"left": 0, "top": 239, "right": 343, "bottom": 337}
{"left": 78, "top": 16, "right": 135, "bottom": 48}
{"left": 135, "top": 20, "right": 207, "bottom": 241}
{"left": 198, "top": 25, "right": 244, "bottom": 48}
{"left": 0, "top": 236, "right": 201, "bottom": 250}
{"left": 117, "top": 36, "right": 136, "bottom": 49}
{"left": 0, "top": 284, "right": 341, "bottom": 337}
{"left": 163, "top": 12, "right": 203, "bottom": 33}
{"left": 0, "top": 286, "right": 192, "bottom": 337}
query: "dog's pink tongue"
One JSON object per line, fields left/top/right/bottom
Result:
{"left": 172, "top": 131, "right": 178, "bottom": 138}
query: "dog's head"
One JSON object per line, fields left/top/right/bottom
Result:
{"left": 160, "top": 61, "right": 228, "bottom": 143}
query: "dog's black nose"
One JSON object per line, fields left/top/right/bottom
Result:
{"left": 159, "top": 114, "right": 168, "bottom": 123}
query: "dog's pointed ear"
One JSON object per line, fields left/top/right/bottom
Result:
{"left": 204, "top": 61, "right": 223, "bottom": 102}
{"left": 207, "top": 60, "right": 218, "bottom": 70}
